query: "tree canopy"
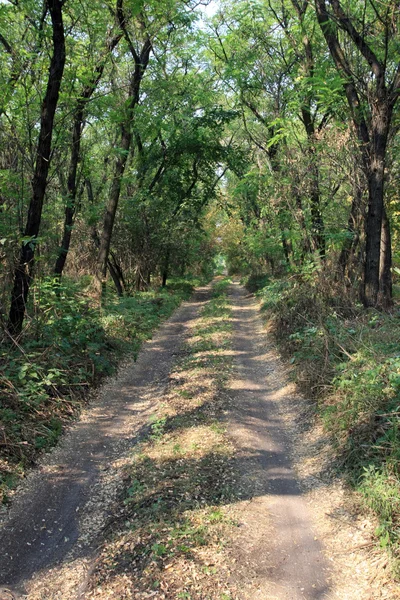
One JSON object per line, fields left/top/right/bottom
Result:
{"left": 0, "top": 0, "right": 399, "bottom": 332}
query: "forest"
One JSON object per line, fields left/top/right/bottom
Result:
{"left": 1, "top": 0, "right": 400, "bottom": 589}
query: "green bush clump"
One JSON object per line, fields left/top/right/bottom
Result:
{"left": 0, "top": 276, "right": 196, "bottom": 503}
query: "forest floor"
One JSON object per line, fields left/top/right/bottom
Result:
{"left": 0, "top": 279, "right": 399, "bottom": 600}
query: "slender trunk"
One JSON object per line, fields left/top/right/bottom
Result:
{"left": 107, "top": 261, "right": 124, "bottom": 297}
{"left": 301, "top": 108, "right": 325, "bottom": 258}
{"left": 54, "top": 105, "right": 84, "bottom": 276}
{"left": 162, "top": 248, "right": 170, "bottom": 287}
{"left": 363, "top": 114, "right": 390, "bottom": 306}
{"left": 110, "top": 250, "right": 126, "bottom": 293}
{"left": 293, "top": 189, "right": 312, "bottom": 258}
{"left": 54, "top": 33, "right": 121, "bottom": 277}
{"left": 315, "top": 0, "right": 396, "bottom": 308}
{"left": 280, "top": 231, "right": 292, "bottom": 265}
{"left": 96, "top": 125, "right": 132, "bottom": 294}
{"left": 96, "top": 37, "right": 151, "bottom": 295}
{"left": 378, "top": 206, "right": 393, "bottom": 308}
{"left": 339, "top": 167, "right": 364, "bottom": 278}
{"left": 309, "top": 168, "right": 325, "bottom": 256}
{"left": 8, "top": 1, "right": 65, "bottom": 334}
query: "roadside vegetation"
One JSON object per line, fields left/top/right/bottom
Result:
{"left": 243, "top": 271, "right": 400, "bottom": 574}
{"left": 86, "top": 278, "right": 241, "bottom": 599}
{"left": 0, "top": 276, "right": 202, "bottom": 505}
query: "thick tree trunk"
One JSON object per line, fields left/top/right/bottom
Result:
{"left": 8, "top": 1, "right": 65, "bottom": 335}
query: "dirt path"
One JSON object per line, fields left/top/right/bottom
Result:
{"left": 0, "top": 285, "right": 213, "bottom": 599}
{"left": 226, "top": 282, "right": 328, "bottom": 599}
{"left": 0, "top": 279, "right": 395, "bottom": 600}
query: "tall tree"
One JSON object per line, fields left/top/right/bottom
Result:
{"left": 315, "top": 0, "right": 400, "bottom": 307}
{"left": 95, "top": 0, "right": 152, "bottom": 296}
{"left": 53, "top": 26, "right": 122, "bottom": 277}
{"left": 8, "top": 0, "right": 66, "bottom": 334}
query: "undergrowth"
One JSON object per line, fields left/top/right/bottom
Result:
{"left": 0, "top": 276, "right": 199, "bottom": 504}
{"left": 246, "top": 272, "right": 400, "bottom": 574}
{"left": 88, "top": 277, "right": 239, "bottom": 599}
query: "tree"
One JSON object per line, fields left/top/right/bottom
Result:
{"left": 314, "top": 0, "right": 400, "bottom": 307}
{"left": 53, "top": 18, "right": 122, "bottom": 278}
{"left": 8, "top": 0, "right": 66, "bottom": 334}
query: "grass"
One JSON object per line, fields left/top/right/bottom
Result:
{"left": 248, "top": 272, "right": 400, "bottom": 574}
{"left": 87, "top": 277, "right": 241, "bottom": 599}
{"left": 0, "top": 276, "right": 200, "bottom": 505}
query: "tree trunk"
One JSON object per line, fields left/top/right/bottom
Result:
{"left": 54, "top": 106, "right": 84, "bottom": 276}
{"left": 54, "top": 33, "right": 121, "bottom": 277}
{"left": 338, "top": 166, "right": 365, "bottom": 280}
{"left": 378, "top": 206, "right": 393, "bottom": 308}
{"left": 315, "top": 0, "right": 397, "bottom": 308}
{"left": 8, "top": 0, "right": 65, "bottom": 335}
{"left": 95, "top": 37, "right": 152, "bottom": 296}
{"left": 162, "top": 248, "right": 170, "bottom": 287}
{"left": 363, "top": 116, "right": 389, "bottom": 306}
{"left": 96, "top": 124, "right": 132, "bottom": 296}
{"left": 90, "top": 211, "right": 124, "bottom": 298}
{"left": 301, "top": 108, "right": 325, "bottom": 258}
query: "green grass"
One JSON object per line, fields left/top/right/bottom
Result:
{"left": 0, "top": 276, "right": 199, "bottom": 504}
{"left": 250, "top": 274, "right": 400, "bottom": 572}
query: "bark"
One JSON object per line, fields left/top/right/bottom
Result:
{"left": 378, "top": 206, "right": 393, "bottom": 309}
{"left": 280, "top": 231, "right": 292, "bottom": 265}
{"left": 162, "top": 248, "right": 170, "bottom": 287}
{"left": 96, "top": 34, "right": 152, "bottom": 294}
{"left": 315, "top": 0, "right": 399, "bottom": 307}
{"left": 299, "top": 36, "right": 325, "bottom": 258}
{"left": 87, "top": 180, "right": 124, "bottom": 297}
{"left": 338, "top": 170, "right": 364, "bottom": 280}
{"left": 8, "top": 0, "right": 65, "bottom": 335}
{"left": 54, "top": 32, "right": 122, "bottom": 277}
{"left": 363, "top": 110, "right": 391, "bottom": 306}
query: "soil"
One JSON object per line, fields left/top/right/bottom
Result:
{"left": 0, "top": 280, "right": 398, "bottom": 600}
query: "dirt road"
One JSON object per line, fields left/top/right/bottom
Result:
{"left": 1, "top": 280, "right": 388, "bottom": 599}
